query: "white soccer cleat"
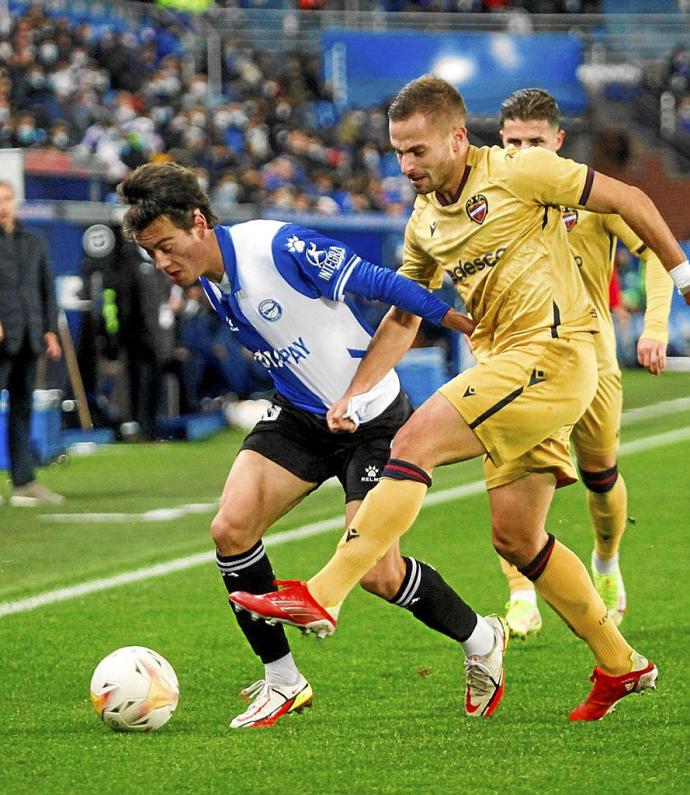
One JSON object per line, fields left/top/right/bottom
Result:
{"left": 230, "top": 674, "right": 313, "bottom": 729}
{"left": 464, "top": 615, "right": 509, "bottom": 718}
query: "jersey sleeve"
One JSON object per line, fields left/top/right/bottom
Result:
{"left": 502, "top": 146, "right": 594, "bottom": 209}
{"left": 398, "top": 216, "right": 445, "bottom": 289}
{"left": 271, "top": 223, "right": 364, "bottom": 301}
{"left": 272, "top": 223, "right": 450, "bottom": 324}
{"left": 602, "top": 215, "right": 673, "bottom": 342}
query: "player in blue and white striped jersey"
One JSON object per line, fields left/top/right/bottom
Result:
{"left": 118, "top": 162, "right": 489, "bottom": 728}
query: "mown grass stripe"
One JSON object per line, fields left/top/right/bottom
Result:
{"left": 0, "top": 425, "right": 686, "bottom": 619}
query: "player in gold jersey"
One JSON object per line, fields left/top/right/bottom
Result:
{"left": 496, "top": 88, "right": 674, "bottom": 639}
{"left": 228, "top": 76, "right": 690, "bottom": 721}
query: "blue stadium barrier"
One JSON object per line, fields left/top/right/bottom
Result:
{"left": 0, "top": 390, "right": 64, "bottom": 470}
{"left": 395, "top": 347, "right": 448, "bottom": 408}
{"left": 322, "top": 31, "right": 588, "bottom": 115}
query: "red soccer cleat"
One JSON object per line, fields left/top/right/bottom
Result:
{"left": 569, "top": 654, "right": 658, "bottom": 721}
{"left": 229, "top": 580, "right": 337, "bottom": 638}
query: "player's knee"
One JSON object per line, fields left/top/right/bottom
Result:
{"left": 580, "top": 464, "right": 618, "bottom": 494}
{"left": 491, "top": 524, "right": 538, "bottom": 567}
{"left": 210, "top": 511, "right": 258, "bottom": 554}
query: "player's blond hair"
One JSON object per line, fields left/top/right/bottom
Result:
{"left": 388, "top": 75, "right": 467, "bottom": 130}
{"left": 499, "top": 88, "right": 561, "bottom": 130}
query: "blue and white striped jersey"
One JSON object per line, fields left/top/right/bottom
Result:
{"left": 201, "top": 220, "right": 449, "bottom": 422}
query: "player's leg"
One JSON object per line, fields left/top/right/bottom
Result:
{"left": 360, "top": 538, "right": 508, "bottom": 717}
{"left": 498, "top": 556, "right": 542, "bottom": 639}
{"left": 307, "top": 390, "right": 486, "bottom": 610}
{"left": 213, "top": 449, "right": 316, "bottom": 727}
{"left": 571, "top": 373, "right": 627, "bottom": 625}
{"left": 489, "top": 472, "right": 656, "bottom": 720}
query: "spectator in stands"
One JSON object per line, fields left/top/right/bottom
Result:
{"left": 0, "top": 180, "right": 63, "bottom": 506}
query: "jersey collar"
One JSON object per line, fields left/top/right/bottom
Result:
{"left": 435, "top": 162, "right": 472, "bottom": 207}
{"left": 213, "top": 225, "right": 241, "bottom": 293}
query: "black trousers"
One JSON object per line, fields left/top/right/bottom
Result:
{"left": 0, "top": 339, "right": 38, "bottom": 486}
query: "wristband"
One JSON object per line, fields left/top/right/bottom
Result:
{"left": 669, "top": 260, "right": 690, "bottom": 295}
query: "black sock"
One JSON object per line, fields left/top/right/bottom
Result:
{"left": 389, "top": 557, "right": 478, "bottom": 643}
{"left": 216, "top": 541, "right": 290, "bottom": 664}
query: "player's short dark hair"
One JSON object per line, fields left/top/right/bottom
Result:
{"left": 499, "top": 88, "right": 561, "bottom": 129}
{"left": 388, "top": 75, "right": 467, "bottom": 129}
{"left": 117, "top": 162, "right": 218, "bottom": 237}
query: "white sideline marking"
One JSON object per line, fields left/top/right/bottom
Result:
{"left": 41, "top": 397, "right": 690, "bottom": 526}
{"left": 0, "top": 425, "right": 687, "bottom": 619}
{"left": 621, "top": 396, "right": 690, "bottom": 426}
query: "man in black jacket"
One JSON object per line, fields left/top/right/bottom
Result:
{"left": 0, "top": 180, "right": 63, "bottom": 505}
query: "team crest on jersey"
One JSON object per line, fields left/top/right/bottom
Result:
{"left": 562, "top": 208, "right": 579, "bottom": 231}
{"left": 258, "top": 299, "right": 282, "bottom": 322}
{"left": 466, "top": 194, "right": 488, "bottom": 225}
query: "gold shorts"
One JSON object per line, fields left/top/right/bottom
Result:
{"left": 570, "top": 371, "right": 622, "bottom": 459}
{"left": 440, "top": 335, "right": 598, "bottom": 489}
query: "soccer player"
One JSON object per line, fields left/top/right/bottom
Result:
{"left": 229, "top": 76, "right": 690, "bottom": 721}
{"left": 117, "top": 162, "right": 506, "bottom": 728}
{"left": 496, "top": 88, "right": 673, "bottom": 638}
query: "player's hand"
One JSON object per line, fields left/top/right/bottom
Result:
{"left": 685, "top": 291, "right": 690, "bottom": 306}
{"left": 327, "top": 396, "right": 358, "bottom": 433}
{"left": 44, "top": 331, "right": 62, "bottom": 360}
{"left": 637, "top": 337, "right": 667, "bottom": 375}
{"left": 440, "top": 309, "right": 476, "bottom": 336}
{"left": 0, "top": 320, "right": 4, "bottom": 343}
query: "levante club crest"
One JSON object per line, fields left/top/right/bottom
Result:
{"left": 466, "top": 194, "right": 488, "bottom": 225}
{"left": 562, "top": 208, "right": 579, "bottom": 231}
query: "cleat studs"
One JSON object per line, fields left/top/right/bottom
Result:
{"left": 250, "top": 612, "right": 259, "bottom": 621}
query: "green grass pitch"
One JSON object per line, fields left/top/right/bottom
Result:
{"left": 1, "top": 370, "right": 689, "bottom": 794}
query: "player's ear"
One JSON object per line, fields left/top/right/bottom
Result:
{"left": 555, "top": 129, "right": 565, "bottom": 151}
{"left": 192, "top": 208, "right": 208, "bottom": 234}
{"left": 451, "top": 125, "right": 468, "bottom": 151}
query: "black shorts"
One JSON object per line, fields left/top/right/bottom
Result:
{"left": 240, "top": 391, "right": 413, "bottom": 502}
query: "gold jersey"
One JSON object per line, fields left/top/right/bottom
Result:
{"left": 563, "top": 208, "right": 673, "bottom": 376}
{"left": 401, "top": 144, "right": 599, "bottom": 354}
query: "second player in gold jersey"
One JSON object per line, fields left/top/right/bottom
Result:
{"left": 496, "top": 88, "right": 673, "bottom": 640}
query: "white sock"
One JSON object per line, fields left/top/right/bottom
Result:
{"left": 593, "top": 551, "right": 619, "bottom": 575}
{"left": 511, "top": 589, "right": 538, "bottom": 605}
{"left": 461, "top": 615, "right": 495, "bottom": 658}
{"left": 264, "top": 652, "right": 300, "bottom": 687}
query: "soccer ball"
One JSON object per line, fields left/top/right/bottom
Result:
{"left": 90, "top": 646, "right": 179, "bottom": 732}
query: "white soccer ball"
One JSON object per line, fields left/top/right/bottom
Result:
{"left": 90, "top": 646, "right": 179, "bottom": 732}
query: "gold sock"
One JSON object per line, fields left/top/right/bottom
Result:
{"left": 589, "top": 474, "right": 627, "bottom": 559}
{"left": 499, "top": 555, "right": 535, "bottom": 596}
{"left": 308, "top": 478, "right": 427, "bottom": 608}
{"left": 534, "top": 540, "right": 633, "bottom": 675}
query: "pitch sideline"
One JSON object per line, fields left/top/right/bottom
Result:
{"left": 1, "top": 424, "right": 689, "bottom": 619}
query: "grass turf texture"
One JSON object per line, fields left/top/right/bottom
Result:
{"left": 1, "top": 370, "right": 689, "bottom": 794}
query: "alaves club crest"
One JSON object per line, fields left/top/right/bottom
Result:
{"left": 466, "top": 194, "right": 488, "bottom": 225}
{"left": 562, "top": 208, "right": 579, "bottom": 231}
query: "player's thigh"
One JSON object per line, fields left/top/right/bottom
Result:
{"left": 571, "top": 371, "right": 622, "bottom": 471}
{"left": 488, "top": 471, "right": 556, "bottom": 565}
{"left": 442, "top": 337, "right": 597, "bottom": 469}
{"left": 391, "top": 391, "right": 487, "bottom": 472}
{"left": 214, "top": 450, "right": 316, "bottom": 546}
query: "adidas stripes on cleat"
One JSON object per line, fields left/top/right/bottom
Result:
{"left": 569, "top": 653, "right": 658, "bottom": 721}
{"left": 229, "top": 580, "right": 337, "bottom": 638}
{"left": 230, "top": 675, "right": 313, "bottom": 728}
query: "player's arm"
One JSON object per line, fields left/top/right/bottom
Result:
{"left": 585, "top": 173, "right": 690, "bottom": 305}
{"left": 327, "top": 306, "right": 421, "bottom": 432}
{"left": 606, "top": 215, "right": 673, "bottom": 374}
